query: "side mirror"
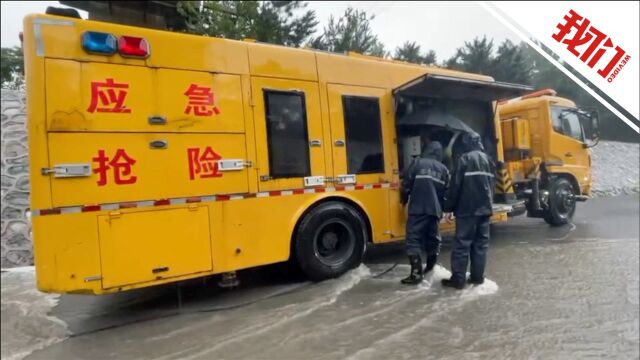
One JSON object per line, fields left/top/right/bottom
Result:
{"left": 583, "top": 110, "right": 600, "bottom": 147}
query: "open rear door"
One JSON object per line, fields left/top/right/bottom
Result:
{"left": 393, "top": 74, "right": 533, "bottom": 101}
{"left": 393, "top": 74, "right": 534, "bottom": 219}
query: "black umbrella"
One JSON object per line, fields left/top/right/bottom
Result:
{"left": 397, "top": 109, "right": 478, "bottom": 136}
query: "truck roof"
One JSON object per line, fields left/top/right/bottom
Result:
{"left": 24, "top": 13, "right": 495, "bottom": 90}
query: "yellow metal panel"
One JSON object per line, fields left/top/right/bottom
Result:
{"left": 33, "top": 213, "right": 102, "bottom": 294}
{"left": 250, "top": 77, "right": 325, "bottom": 191}
{"left": 98, "top": 206, "right": 212, "bottom": 289}
{"left": 45, "top": 59, "right": 244, "bottom": 133}
{"left": 48, "top": 133, "right": 249, "bottom": 207}
{"left": 248, "top": 43, "right": 317, "bottom": 81}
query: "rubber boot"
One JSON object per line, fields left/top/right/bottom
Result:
{"left": 468, "top": 276, "right": 484, "bottom": 285}
{"left": 400, "top": 255, "right": 423, "bottom": 285}
{"left": 424, "top": 254, "right": 437, "bottom": 275}
{"left": 441, "top": 277, "right": 465, "bottom": 290}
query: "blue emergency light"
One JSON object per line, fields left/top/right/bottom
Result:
{"left": 81, "top": 31, "right": 117, "bottom": 55}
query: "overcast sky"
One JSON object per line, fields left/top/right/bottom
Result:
{"left": 1, "top": 1, "right": 519, "bottom": 60}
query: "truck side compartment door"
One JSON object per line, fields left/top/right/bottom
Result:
{"left": 326, "top": 84, "right": 394, "bottom": 242}
{"left": 251, "top": 77, "right": 325, "bottom": 192}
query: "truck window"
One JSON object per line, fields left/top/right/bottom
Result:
{"left": 342, "top": 96, "right": 384, "bottom": 174}
{"left": 264, "top": 90, "right": 311, "bottom": 178}
{"left": 551, "top": 106, "right": 583, "bottom": 142}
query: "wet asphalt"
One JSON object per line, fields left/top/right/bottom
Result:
{"left": 2, "top": 195, "right": 638, "bottom": 360}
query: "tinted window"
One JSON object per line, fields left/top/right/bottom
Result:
{"left": 264, "top": 91, "right": 310, "bottom": 178}
{"left": 551, "top": 106, "right": 583, "bottom": 141}
{"left": 342, "top": 96, "right": 384, "bottom": 174}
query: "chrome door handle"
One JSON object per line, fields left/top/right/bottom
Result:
{"left": 309, "top": 139, "right": 322, "bottom": 147}
{"left": 334, "top": 140, "right": 345, "bottom": 147}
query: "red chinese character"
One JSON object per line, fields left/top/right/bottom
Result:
{"left": 184, "top": 84, "right": 221, "bottom": 116}
{"left": 87, "top": 78, "right": 131, "bottom": 113}
{"left": 93, "top": 149, "right": 138, "bottom": 186}
{"left": 187, "top": 147, "right": 222, "bottom": 180}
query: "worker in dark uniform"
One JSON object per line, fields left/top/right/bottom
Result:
{"left": 400, "top": 141, "right": 450, "bottom": 285}
{"left": 442, "top": 133, "right": 496, "bottom": 289}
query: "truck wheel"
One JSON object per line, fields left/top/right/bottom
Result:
{"left": 294, "top": 201, "right": 367, "bottom": 281}
{"left": 543, "top": 178, "right": 576, "bottom": 226}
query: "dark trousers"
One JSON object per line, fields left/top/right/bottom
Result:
{"left": 450, "top": 215, "right": 491, "bottom": 283}
{"left": 405, "top": 214, "right": 441, "bottom": 262}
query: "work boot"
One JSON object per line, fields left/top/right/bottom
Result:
{"left": 468, "top": 276, "right": 484, "bottom": 285}
{"left": 441, "top": 277, "right": 465, "bottom": 290}
{"left": 400, "top": 255, "right": 423, "bottom": 285}
{"left": 423, "top": 254, "right": 438, "bottom": 275}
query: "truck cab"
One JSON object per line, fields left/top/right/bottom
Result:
{"left": 498, "top": 89, "right": 600, "bottom": 225}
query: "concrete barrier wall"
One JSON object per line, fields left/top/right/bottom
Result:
{"left": 1, "top": 90, "right": 32, "bottom": 268}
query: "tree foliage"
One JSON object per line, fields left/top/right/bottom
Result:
{"left": 394, "top": 41, "right": 436, "bottom": 65}
{"left": 177, "top": 1, "right": 318, "bottom": 47}
{"left": 1, "top": 46, "right": 24, "bottom": 89}
{"left": 309, "top": 7, "right": 386, "bottom": 57}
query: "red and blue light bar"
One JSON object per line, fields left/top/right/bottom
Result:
{"left": 82, "top": 31, "right": 150, "bottom": 58}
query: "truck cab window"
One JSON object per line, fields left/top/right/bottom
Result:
{"left": 264, "top": 90, "right": 311, "bottom": 178}
{"left": 342, "top": 96, "right": 384, "bottom": 174}
{"left": 552, "top": 106, "right": 583, "bottom": 142}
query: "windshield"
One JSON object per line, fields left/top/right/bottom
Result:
{"left": 551, "top": 106, "right": 583, "bottom": 142}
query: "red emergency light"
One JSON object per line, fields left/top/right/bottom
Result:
{"left": 118, "top": 36, "right": 150, "bottom": 58}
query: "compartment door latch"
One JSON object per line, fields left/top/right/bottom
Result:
{"left": 41, "top": 163, "right": 92, "bottom": 178}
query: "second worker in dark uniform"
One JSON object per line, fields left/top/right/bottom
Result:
{"left": 442, "top": 133, "right": 496, "bottom": 290}
{"left": 400, "top": 141, "right": 450, "bottom": 285}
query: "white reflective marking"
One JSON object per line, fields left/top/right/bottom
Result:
{"left": 415, "top": 174, "right": 446, "bottom": 185}
{"left": 33, "top": 19, "right": 75, "bottom": 25}
{"left": 304, "top": 188, "right": 316, "bottom": 194}
{"left": 61, "top": 207, "right": 81, "bottom": 214}
{"left": 230, "top": 195, "right": 244, "bottom": 200}
{"left": 170, "top": 198, "right": 186, "bottom": 205}
{"left": 381, "top": 183, "right": 391, "bottom": 188}
{"left": 101, "top": 203, "right": 119, "bottom": 211}
{"left": 345, "top": 185, "right": 356, "bottom": 191}
{"left": 201, "top": 196, "right": 215, "bottom": 202}
{"left": 464, "top": 171, "right": 495, "bottom": 178}
{"left": 31, "top": 210, "right": 41, "bottom": 217}
{"left": 33, "top": 19, "right": 74, "bottom": 56}
{"left": 281, "top": 190, "right": 294, "bottom": 196}
{"left": 256, "top": 192, "right": 270, "bottom": 198}
{"left": 138, "top": 201, "right": 154, "bottom": 208}
{"left": 325, "top": 187, "right": 336, "bottom": 192}
{"left": 363, "top": 184, "right": 373, "bottom": 190}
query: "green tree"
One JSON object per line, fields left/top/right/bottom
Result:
{"left": 177, "top": 1, "right": 318, "bottom": 47}
{"left": 491, "top": 40, "right": 532, "bottom": 84}
{"left": 310, "top": 7, "right": 386, "bottom": 57}
{"left": 445, "top": 36, "right": 494, "bottom": 75}
{"left": 1, "top": 46, "right": 24, "bottom": 89}
{"left": 393, "top": 41, "right": 437, "bottom": 65}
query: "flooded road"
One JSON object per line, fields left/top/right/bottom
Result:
{"left": 3, "top": 195, "right": 639, "bottom": 359}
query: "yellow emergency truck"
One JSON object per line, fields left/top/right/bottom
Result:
{"left": 24, "top": 12, "right": 533, "bottom": 295}
{"left": 498, "top": 89, "right": 599, "bottom": 226}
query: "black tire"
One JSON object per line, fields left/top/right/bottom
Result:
{"left": 294, "top": 201, "right": 367, "bottom": 281}
{"left": 543, "top": 177, "right": 576, "bottom": 226}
